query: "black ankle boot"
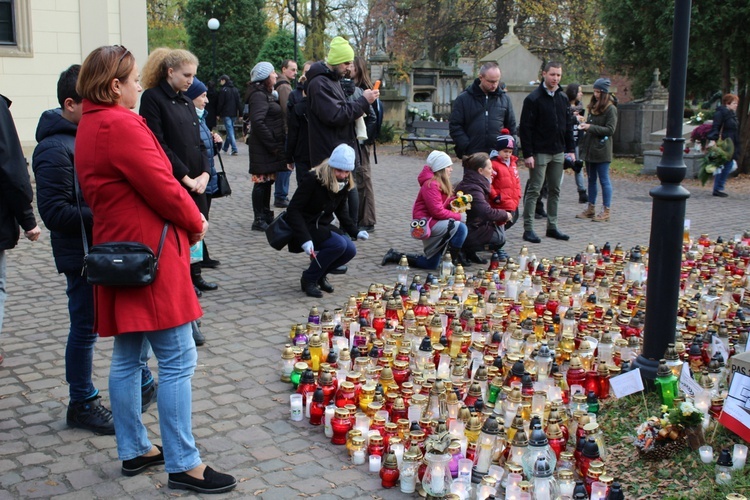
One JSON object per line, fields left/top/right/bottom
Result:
{"left": 263, "top": 209, "right": 274, "bottom": 224}
{"left": 381, "top": 248, "right": 402, "bottom": 266}
{"left": 67, "top": 395, "right": 115, "bottom": 435}
{"left": 251, "top": 218, "right": 268, "bottom": 231}
{"left": 578, "top": 190, "right": 588, "bottom": 204}
{"left": 449, "top": 246, "right": 471, "bottom": 267}
{"left": 300, "top": 277, "right": 323, "bottom": 298}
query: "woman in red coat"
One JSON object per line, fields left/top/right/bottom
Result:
{"left": 75, "top": 45, "right": 236, "bottom": 494}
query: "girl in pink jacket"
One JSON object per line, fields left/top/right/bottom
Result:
{"left": 381, "top": 151, "right": 468, "bottom": 269}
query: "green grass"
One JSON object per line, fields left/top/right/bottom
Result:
{"left": 610, "top": 156, "right": 643, "bottom": 177}
{"left": 600, "top": 391, "right": 750, "bottom": 499}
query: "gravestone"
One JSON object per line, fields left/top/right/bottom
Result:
{"left": 479, "top": 20, "right": 543, "bottom": 86}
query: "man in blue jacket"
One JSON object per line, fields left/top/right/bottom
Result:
{"left": 519, "top": 61, "right": 576, "bottom": 243}
{"left": 32, "top": 65, "right": 154, "bottom": 434}
{"left": 0, "top": 94, "right": 41, "bottom": 365}
{"left": 449, "top": 62, "right": 517, "bottom": 158}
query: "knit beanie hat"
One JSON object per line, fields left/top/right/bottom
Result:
{"left": 185, "top": 77, "right": 208, "bottom": 100}
{"left": 251, "top": 62, "right": 274, "bottom": 83}
{"left": 327, "top": 36, "right": 355, "bottom": 66}
{"left": 426, "top": 150, "right": 453, "bottom": 173}
{"left": 495, "top": 128, "right": 515, "bottom": 151}
{"left": 328, "top": 144, "right": 356, "bottom": 171}
{"left": 593, "top": 78, "right": 611, "bottom": 93}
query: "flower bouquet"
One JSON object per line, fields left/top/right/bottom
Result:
{"left": 690, "top": 122, "right": 713, "bottom": 150}
{"left": 698, "top": 138, "right": 734, "bottom": 186}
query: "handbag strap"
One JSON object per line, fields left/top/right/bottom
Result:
{"left": 216, "top": 149, "right": 227, "bottom": 175}
{"left": 74, "top": 171, "right": 169, "bottom": 261}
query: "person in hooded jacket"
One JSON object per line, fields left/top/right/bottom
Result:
{"left": 245, "top": 61, "right": 287, "bottom": 231}
{"left": 381, "top": 151, "right": 469, "bottom": 270}
{"left": 216, "top": 74, "right": 241, "bottom": 155}
{"left": 454, "top": 153, "right": 510, "bottom": 264}
{"left": 449, "top": 62, "right": 517, "bottom": 158}
{"left": 286, "top": 144, "right": 369, "bottom": 298}
{"left": 32, "top": 64, "right": 156, "bottom": 434}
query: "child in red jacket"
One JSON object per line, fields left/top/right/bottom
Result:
{"left": 490, "top": 130, "right": 521, "bottom": 227}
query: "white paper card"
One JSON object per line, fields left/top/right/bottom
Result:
{"left": 610, "top": 368, "right": 645, "bottom": 399}
{"left": 679, "top": 362, "right": 704, "bottom": 398}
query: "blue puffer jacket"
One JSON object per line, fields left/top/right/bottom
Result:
{"left": 197, "top": 111, "right": 220, "bottom": 195}
{"left": 31, "top": 108, "right": 91, "bottom": 273}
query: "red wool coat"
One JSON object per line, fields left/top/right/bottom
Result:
{"left": 75, "top": 101, "right": 204, "bottom": 337}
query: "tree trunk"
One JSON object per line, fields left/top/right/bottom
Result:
{"left": 495, "top": 0, "right": 511, "bottom": 47}
{"left": 721, "top": 50, "right": 730, "bottom": 95}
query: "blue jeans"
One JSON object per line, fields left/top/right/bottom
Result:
{"left": 414, "top": 222, "right": 468, "bottom": 269}
{"left": 65, "top": 273, "right": 153, "bottom": 402}
{"left": 0, "top": 250, "right": 5, "bottom": 335}
{"left": 713, "top": 159, "right": 733, "bottom": 192}
{"left": 586, "top": 162, "right": 612, "bottom": 208}
{"left": 222, "top": 116, "right": 238, "bottom": 154}
{"left": 275, "top": 170, "right": 291, "bottom": 202}
{"left": 302, "top": 232, "right": 356, "bottom": 283}
{"left": 110, "top": 322, "right": 200, "bottom": 473}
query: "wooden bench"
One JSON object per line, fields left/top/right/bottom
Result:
{"left": 400, "top": 120, "right": 454, "bottom": 154}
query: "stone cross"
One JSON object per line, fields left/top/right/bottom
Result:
{"left": 507, "top": 18, "right": 516, "bottom": 36}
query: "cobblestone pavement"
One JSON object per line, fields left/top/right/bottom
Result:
{"left": 1, "top": 146, "right": 748, "bottom": 499}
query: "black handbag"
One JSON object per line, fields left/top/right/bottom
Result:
{"left": 212, "top": 151, "right": 232, "bottom": 198}
{"left": 265, "top": 211, "right": 293, "bottom": 250}
{"left": 75, "top": 172, "right": 169, "bottom": 287}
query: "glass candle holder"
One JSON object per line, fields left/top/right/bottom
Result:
{"left": 734, "top": 444, "right": 748, "bottom": 470}
{"left": 458, "top": 457, "right": 473, "bottom": 482}
{"left": 369, "top": 454, "right": 382, "bottom": 472}
{"left": 290, "top": 394, "right": 303, "bottom": 421}
{"left": 590, "top": 481, "right": 608, "bottom": 500}
{"left": 699, "top": 445, "right": 713, "bottom": 464}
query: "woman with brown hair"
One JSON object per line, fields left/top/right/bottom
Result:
{"left": 577, "top": 78, "right": 618, "bottom": 222}
{"left": 75, "top": 45, "right": 235, "bottom": 494}
{"left": 245, "top": 61, "right": 287, "bottom": 231}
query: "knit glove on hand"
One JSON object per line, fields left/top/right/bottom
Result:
{"left": 302, "top": 241, "right": 315, "bottom": 255}
{"left": 459, "top": 213, "right": 467, "bottom": 223}
{"left": 357, "top": 231, "right": 369, "bottom": 240}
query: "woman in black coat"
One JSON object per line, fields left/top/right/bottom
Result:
{"left": 707, "top": 93, "right": 740, "bottom": 197}
{"left": 245, "top": 61, "right": 286, "bottom": 231}
{"left": 454, "top": 153, "right": 509, "bottom": 263}
{"left": 139, "top": 48, "right": 217, "bottom": 294}
{"left": 286, "top": 144, "right": 370, "bottom": 298}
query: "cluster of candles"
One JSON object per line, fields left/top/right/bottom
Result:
{"left": 280, "top": 232, "right": 750, "bottom": 499}
{"left": 699, "top": 444, "right": 747, "bottom": 485}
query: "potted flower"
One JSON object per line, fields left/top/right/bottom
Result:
{"left": 665, "top": 401, "right": 706, "bottom": 450}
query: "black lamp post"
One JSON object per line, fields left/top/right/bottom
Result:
{"left": 207, "top": 18, "right": 220, "bottom": 79}
{"left": 633, "top": 0, "right": 692, "bottom": 381}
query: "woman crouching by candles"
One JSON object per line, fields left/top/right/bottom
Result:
{"left": 287, "top": 144, "right": 370, "bottom": 298}
{"left": 454, "top": 152, "right": 509, "bottom": 264}
{"left": 74, "top": 45, "right": 236, "bottom": 494}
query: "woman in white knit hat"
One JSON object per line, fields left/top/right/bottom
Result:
{"left": 286, "top": 144, "right": 370, "bottom": 298}
{"left": 381, "top": 150, "right": 469, "bottom": 269}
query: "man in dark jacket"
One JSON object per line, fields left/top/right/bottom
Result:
{"left": 449, "top": 62, "right": 517, "bottom": 158}
{"left": 519, "top": 61, "right": 576, "bottom": 244}
{"left": 0, "top": 94, "right": 41, "bottom": 364}
{"left": 274, "top": 59, "right": 298, "bottom": 208}
{"left": 306, "top": 36, "right": 379, "bottom": 169}
{"left": 32, "top": 65, "right": 155, "bottom": 434}
{"left": 216, "top": 74, "right": 242, "bottom": 155}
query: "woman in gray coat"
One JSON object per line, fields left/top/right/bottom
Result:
{"left": 576, "top": 78, "right": 618, "bottom": 223}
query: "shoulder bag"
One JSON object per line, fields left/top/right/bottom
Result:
{"left": 212, "top": 151, "right": 232, "bottom": 198}
{"left": 75, "top": 172, "right": 169, "bottom": 287}
{"left": 266, "top": 211, "right": 294, "bottom": 250}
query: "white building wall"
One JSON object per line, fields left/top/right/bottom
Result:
{"left": 0, "top": 0, "right": 147, "bottom": 151}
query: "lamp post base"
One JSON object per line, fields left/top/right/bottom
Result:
{"left": 632, "top": 355, "right": 660, "bottom": 384}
